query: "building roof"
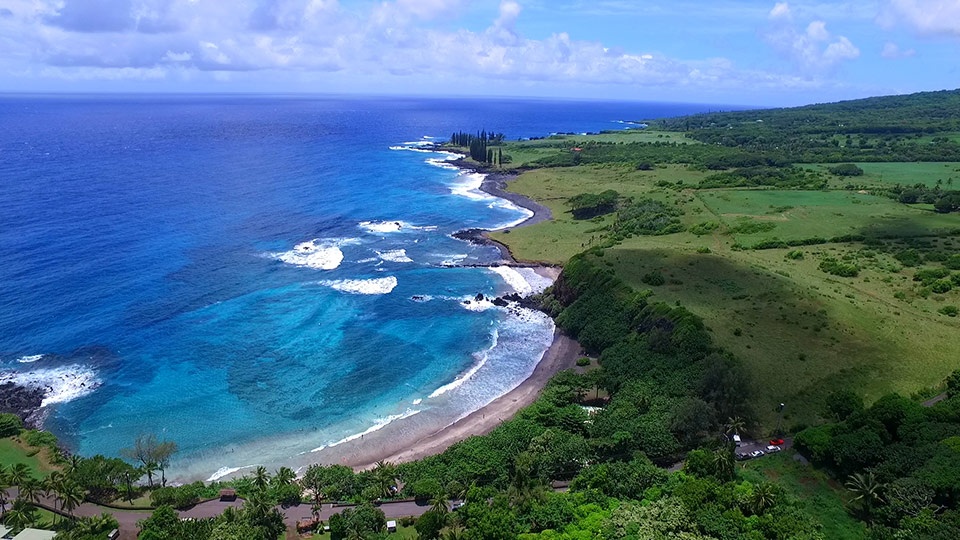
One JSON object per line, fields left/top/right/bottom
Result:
{"left": 12, "top": 529, "right": 58, "bottom": 540}
{"left": 0, "top": 524, "right": 12, "bottom": 537}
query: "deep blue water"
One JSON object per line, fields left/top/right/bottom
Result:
{"left": 0, "top": 95, "right": 715, "bottom": 479}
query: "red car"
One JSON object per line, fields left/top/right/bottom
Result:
{"left": 769, "top": 438, "right": 784, "bottom": 446}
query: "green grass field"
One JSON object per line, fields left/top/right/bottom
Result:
{"left": 696, "top": 189, "right": 960, "bottom": 244}
{"left": 493, "top": 160, "right": 960, "bottom": 430}
{"left": 741, "top": 451, "right": 865, "bottom": 539}
{"left": 807, "top": 162, "right": 960, "bottom": 188}
{"left": 0, "top": 436, "right": 56, "bottom": 479}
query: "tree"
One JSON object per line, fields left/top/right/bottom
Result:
{"left": 60, "top": 482, "right": 86, "bottom": 517}
{"left": 7, "top": 463, "right": 30, "bottom": 487}
{"left": 846, "top": 471, "right": 884, "bottom": 518}
{"left": 4, "top": 498, "right": 38, "bottom": 533}
{"left": 750, "top": 482, "right": 778, "bottom": 515}
{"left": 415, "top": 510, "right": 447, "bottom": 540}
{"left": 372, "top": 460, "right": 396, "bottom": 498}
{"left": 252, "top": 466, "right": 270, "bottom": 493}
{"left": 121, "top": 434, "right": 177, "bottom": 488}
{"left": 825, "top": 389, "right": 864, "bottom": 421}
{"left": 0, "top": 413, "right": 23, "bottom": 437}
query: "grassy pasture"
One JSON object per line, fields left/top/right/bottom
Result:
{"left": 0, "top": 436, "right": 56, "bottom": 479}
{"left": 493, "top": 161, "right": 960, "bottom": 430}
{"left": 741, "top": 451, "right": 866, "bottom": 539}
{"left": 696, "top": 189, "right": 960, "bottom": 244}
{"left": 808, "top": 162, "right": 960, "bottom": 188}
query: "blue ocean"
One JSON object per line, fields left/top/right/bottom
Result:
{"left": 0, "top": 95, "right": 713, "bottom": 480}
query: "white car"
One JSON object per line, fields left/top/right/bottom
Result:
{"left": 749, "top": 450, "right": 765, "bottom": 458}
{"left": 765, "top": 445, "right": 782, "bottom": 452}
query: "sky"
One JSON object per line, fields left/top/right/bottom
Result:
{"left": 0, "top": 0, "right": 957, "bottom": 106}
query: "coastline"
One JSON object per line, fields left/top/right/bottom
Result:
{"left": 448, "top": 155, "right": 555, "bottom": 265}
{"left": 299, "top": 156, "right": 575, "bottom": 473}
{"left": 335, "top": 156, "right": 575, "bottom": 469}
{"left": 349, "top": 328, "right": 580, "bottom": 469}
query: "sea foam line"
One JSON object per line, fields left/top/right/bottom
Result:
{"left": 311, "top": 408, "right": 422, "bottom": 452}
{"left": 429, "top": 329, "right": 499, "bottom": 399}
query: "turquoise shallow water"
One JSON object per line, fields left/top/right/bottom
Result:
{"left": 0, "top": 96, "right": 715, "bottom": 480}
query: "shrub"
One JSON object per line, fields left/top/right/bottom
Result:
{"left": 690, "top": 221, "right": 719, "bottom": 236}
{"left": 931, "top": 279, "right": 954, "bottom": 294}
{"left": 729, "top": 219, "right": 776, "bottom": 235}
{"left": 946, "top": 254, "right": 960, "bottom": 270}
{"left": 939, "top": 305, "right": 959, "bottom": 317}
{"left": 568, "top": 190, "right": 619, "bottom": 219}
{"left": 0, "top": 413, "right": 23, "bottom": 437}
{"left": 786, "top": 250, "right": 804, "bottom": 260}
{"left": 641, "top": 270, "right": 666, "bottom": 286}
{"left": 696, "top": 246, "right": 711, "bottom": 254}
{"left": 828, "top": 163, "right": 865, "bottom": 176}
{"left": 895, "top": 249, "right": 923, "bottom": 267}
{"left": 23, "top": 429, "right": 58, "bottom": 449}
{"left": 575, "top": 357, "right": 591, "bottom": 367}
{"left": 819, "top": 257, "right": 859, "bottom": 277}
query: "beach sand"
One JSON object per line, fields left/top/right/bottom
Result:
{"left": 348, "top": 329, "right": 581, "bottom": 470}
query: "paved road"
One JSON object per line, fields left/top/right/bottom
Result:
{"left": 2, "top": 487, "right": 435, "bottom": 540}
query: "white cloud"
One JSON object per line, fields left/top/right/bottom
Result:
{"left": 880, "top": 0, "right": 960, "bottom": 37}
{"left": 0, "top": 0, "right": 848, "bottom": 96}
{"left": 880, "top": 41, "right": 916, "bottom": 59}
{"left": 764, "top": 2, "right": 860, "bottom": 71}
{"left": 769, "top": 2, "right": 791, "bottom": 20}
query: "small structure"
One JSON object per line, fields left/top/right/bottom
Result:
{"left": 0, "top": 525, "right": 11, "bottom": 538}
{"left": 11, "top": 528, "right": 57, "bottom": 540}
{"left": 296, "top": 518, "right": 319, "bottom": 534}
{"left": 219, "top": 488, "right": 237, "bottom": 501}
{"left": 386, "top": 520, "right": 398, "bottom": 533}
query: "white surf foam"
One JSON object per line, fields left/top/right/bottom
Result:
{"left": 460, "top": 297, "right": 496, "bottom": 312}
{"left": 430, "top": 329, "right": 499, "bottom": 399}
{"left": 489, "top": 266, "right": 555, "bottom": 296}
{"left": 412, "top": 398, "right": 423, "bottom": 405}
{"left": 16, "top": 354, "right": 44, "bottom": 363}
{"left": 377, "top": 249, "right": 414, "bottom": 263}
{"left": 318, "top": 276, "right": 398, "bottom": 295}
{"left": 358, "top": 221, "right": 438, "bottom": 234}
{"left": 447, "top": 172, "right": 534, "bottom": 230}
{"left": 206, "top": 465, "right": 255, "bottom": 483}
{"left": 311, "top": 408, "right": 422, "bottom": 452}
{"left": 272, "top": 239, "right": 345, "bottom": 270}
{"left": 0, "top": 364, "right": 102, "bottom": 407}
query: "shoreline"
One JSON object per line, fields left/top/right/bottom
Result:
{"left": 332, "top": 156, "right": 574, "bottom": 470}
{"left": 448, "top": 155, "right": 554, "bottom": 265}
{"left": 349, "top": 328, "right": 580, "bottom": 470}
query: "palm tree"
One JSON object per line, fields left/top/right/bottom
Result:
{"left": 0, "top": 464, "right": 10, "bottom": 515}
{"left": 18, "top": 477, "right": 42, "bottom": 505}
{"left": 43, "top": 471, "right": 65, "bottom": 499}
{"left": 59, "top": 482, "right": 85, "bottom": 518}
{"left": 272, "top": 466, "right": 296, "bottom": 487}
{"left": 751, "top": 482, "right": 778, "bottom": 515}
{"left": 846, "top": 471, "right": 884, "bottom": 519}
{"left": 372, "top": 461, "right": 396, "bottom": 498}
{"left": 712, "top": 446, "right": 735, "bottom": 482}
{"left": 7, "top": 463, "right": 30, "bottom": 487}
{"left": 4, "top": 498, "right": 37, "bottom": 533}
{"left": 430, "top": 491, "right": 449, "bottom": 515}
{"left": 252, "top": 466, "right": 270, "bottom": 493}
{"left": 723, "top": 416, "right": 746, "bottom": 438}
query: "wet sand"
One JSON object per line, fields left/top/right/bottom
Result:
{"left": 348, "top": 329, "right": 581, "bottom": 469}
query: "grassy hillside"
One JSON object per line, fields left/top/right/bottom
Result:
{"left": 490, "top": 124, "right": 960, "bottom": 430}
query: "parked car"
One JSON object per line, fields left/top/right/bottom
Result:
{"left": 749, "top": 450, "right": 765, "bottom": 458}
{"left": 765, "top": 445, "right": 782, "bottom": 452}
{"left": 769, "top": 438, "right": 784, "bottom": 446}
{"left": 735, "top": 452, "right": 751, "bottom": 461}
